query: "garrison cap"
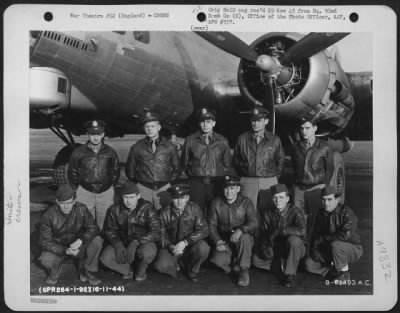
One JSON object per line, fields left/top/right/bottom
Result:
{"left": 242, "top": 107, "right": 269, "bottom": 120}
{"left": 120, "top": 181, "right": 140, "bottom": 196}
{"left": 56, "top": 184, "right": 76, "bottom": 201}
{"left": 142, "top": 111, "right": 160, "bottom": 124}
{"left": 85, "top": 119, "right": 105, "bottom": 134}
{"left": 197, "top": 107, "right": 216, "bottom": 121}
{"left": 270, "top": 183, "right": 290, "bottom": 196}
{"left": 321, "top": 185, "right": 341, "bottom": 197}
{"left": 168, "top": 184, "right": 190, "bottom": 198}
{"left": 223, "top": 175, "right": 241, "bottom": 187}
{"left": 298, "top": 115, "right": 317, "bottom": 126}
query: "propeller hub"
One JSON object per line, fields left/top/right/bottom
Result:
{"left": 256, "top": 55, "right": 280, "bottom": 75}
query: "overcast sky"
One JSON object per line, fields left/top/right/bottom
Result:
{"left": 235, "top": 32, "right": 372, "bottom": 72}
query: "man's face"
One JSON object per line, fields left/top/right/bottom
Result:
{"left": 199, "top": 119, "right": 216, "bottom": 134}
{"left": 299, "top": 122, "right": 317, "bottom": 141}
{"left": 57, "top": 197, "right": 76, "bottom": 215}
{"left": 87, "top": 132, "right": 104, "bottom": 145}
{"left": 251, "top": 118, "right": 268, "bottom": 133}
{"left": 123, "top": 193, "right": 140, "bottom": 210}
{"left": 322, "top": 194, "right": 339, "bottom": 212}
{"left": 144, "top": 121, "right": 161, "bottom": 139}
{"left": 172, "top": 194, "right": 190, "bottom": 211}
{"left": 224, "top": 185, "right": 240, "bottom": 202}
{"left": 272, "top": 192, "right": 290, "bottom": 211}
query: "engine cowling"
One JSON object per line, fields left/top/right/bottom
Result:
{"left": 237, "top": 33, "right": 355, "bottom": 136}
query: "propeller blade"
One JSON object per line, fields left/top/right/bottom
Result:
{"left": 279, "top": 32, "right": 350, "bottom": 65}
{"left": 195, "top": 31, "right": 258, "bottom": 62}
{"left": 263, "top": 76, "right": 276, "bottom": 133}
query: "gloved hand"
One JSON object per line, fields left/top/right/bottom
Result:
{"left": 216, "top": 240, "right": 228, "bottom": 252}
{"left": 312, "top": 236, "right": 325, "bottom": 248}
{"left": 66, "top": 247, "right": 79, "bottom": 256}
{"left": 115, "top": 242, "right": 127, "bottom": 264}
{"left": 311, "top": 248, "right": 325, "bottom": 264}
{"left": 127, "top": 240, "right": 139, "bottom": 263}
{"left": 70, "top": 238, "right": 83, "bottom": 250}
{"left": 75, "top": 244, "right": 87, "bottom": 259}
{"left": 230, "top": 229, "right": 243, "bottom": 244}
{"left": 269, "top": 228, "right": 280, "bottom": 242}
{"left": 260, "top": 245, "right": 274, "bottom": 260}
{"left": 173, "top": 240, "right": 187, "bottom": 255}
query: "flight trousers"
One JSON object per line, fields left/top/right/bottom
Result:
{"left": 210, "top": 233, "right": 254, "bottom": 273}
{"left": 304, "top": 240, "right": 363, "bottom": 275}
{"left": 153, "top": 240, "right": 210, "bottom": 277}
{"left": 39, "top": 236, "right": 103, "bottom": 280}
{"left": 252, "top": 235, "right": 306, "bottom": 275}
{"left": 76, "top": 185, "right": 115, "bottom": 230}
{"left": 100, "top": 242, "right": 157, "bottom": 276}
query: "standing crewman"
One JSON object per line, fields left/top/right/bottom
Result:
{"left": 69, "top": 119, "right": 120, "bottom": 229}
{"left": 291, "top": 116, "right": 334, "bottom": 245}
{"left": 125, "top": 111, "right": 181, "bottom": 210}
{"left": 233, "top": 107, "right": 285, "bottom": 219}
{"left": 181, "top": 107, "right": 234, "bottom": 213}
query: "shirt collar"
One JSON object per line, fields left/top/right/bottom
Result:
{"left": 87, "top": 142, "right": 103, "bottom": 152}
{"left": 146, "top": 136, "right": 160, "bottom": 144}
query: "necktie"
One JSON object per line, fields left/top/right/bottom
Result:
{"left": 204, "top": 135, "right": 210, "bottom": 145}
{"left": 256, "top": 135, "right": 262, "bottom": 144}
{"left": 150, "top": 139, "right": 157, "bottom": 153}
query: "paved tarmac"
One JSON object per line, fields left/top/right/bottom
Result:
{"left": 29, "top": 130, "right": 373, "bottom": 295}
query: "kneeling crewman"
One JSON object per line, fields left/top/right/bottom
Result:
{"left": 208, "top": 175, "right": 258, "bottom": 287}
{"left": 304, "top": 186, "right": 363, "bottom": 282}
{"left": 100, "top": 182, "right": 160, "bottom": 282}
{"left": 38, "top": 184, "right": 103, "bottom": 285}
{"left": 252, "top": 184, "right": 306, "bottom": 288}
{"left": 153, "top": 184, "right": 210, "bottom": 282}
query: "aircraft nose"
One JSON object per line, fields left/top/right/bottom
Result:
{"left": 30, "top": 31, "right": 41, "bottom": 54}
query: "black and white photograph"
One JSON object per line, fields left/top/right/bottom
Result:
{"left": 3, "top": 4, "right": 397, "bottom": 311}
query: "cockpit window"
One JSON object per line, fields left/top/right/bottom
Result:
{"left": 133, "top": 31, "right": 150, "bottom": 44}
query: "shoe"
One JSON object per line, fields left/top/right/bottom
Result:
{"left": 283, "top": 274, "right": 296, "bottom": 288}
{"left": 325, "top": 267, "right": 340, "bottom": 281}
{"left": 232, "top": 264, "right": 241, "bottom": 273}
{"left": 333, "top": 271, "right": 351, "bottom": 282}
{"left": 186, "top": 271, "right": 198, "bottom": 283}
{"left": 135, "top": 273, "right": 147, "bottom": 282}
{"left": 237, "top": 269, "right": 250, "bottom": 287}
{"left": 45, "top": 276, "right": 58, "bottom": 285}
{"left": 80, "top": 269, "right": 101, "bottom": 286}
{"left": 122, "top": 271, "right": 134, "bottom": 280}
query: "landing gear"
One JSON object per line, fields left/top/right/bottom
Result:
{"left": 50, "top": 126, "right": 81, "bottom": 187}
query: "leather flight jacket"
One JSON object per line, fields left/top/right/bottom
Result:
{"left": 159, "top": 201, "right": 208, "bottom": 248}
{"left": 291, "top": 138, "right": 334, "bottom": 186}
{"left": 259, "top": 203, "right": 307, "bottom": 248}
{"left": 181, "top": 131, "right": 234, "bottom": 177}
{"left": 208, "top": 194, "right": 258, "bottom": 244}
{"left": 311, "top": 204, "right": 362, "bottom": 248}
{"left": 125, "top": 136, "right": 181, "bottom": 184}
{"left": 102, "top": 198, "right": 161, "bottom": 247}
{"left": 233, "top": 130, "right": 285, "bottom": 177}
{"left": 69, "top": 143, "right": 120, "bottom": 193}
{"left": 39, "top": 202, "right": 100, "bottom": 256}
